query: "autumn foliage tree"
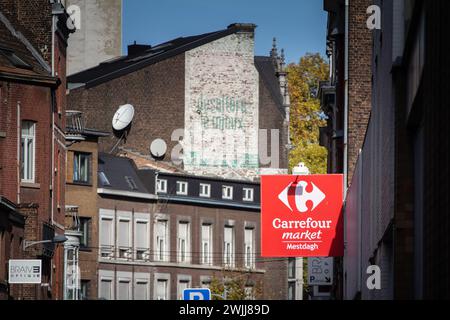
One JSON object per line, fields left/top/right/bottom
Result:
{"left": 287, "top": 53, "right": 329, "bottom": 174}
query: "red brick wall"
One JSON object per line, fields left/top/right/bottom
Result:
{"left": 347, "top": 0, "right": 372, "bottom": 185}
{"left": 68, "top": 54, "right": 186, "bottom": 161}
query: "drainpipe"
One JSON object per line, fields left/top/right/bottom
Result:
{"left": 343, "top": 0, "right": 349, "bottom": 300}
{"left": 17, "top": 102, "right": 21, "bottom": 204}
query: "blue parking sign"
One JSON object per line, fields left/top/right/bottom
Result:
{"left": 183, "top": 288, "right": 211, "bottom": 300}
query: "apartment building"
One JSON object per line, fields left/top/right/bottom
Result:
{"left": 0, "top": 0, "right": 73, "bottom": 300}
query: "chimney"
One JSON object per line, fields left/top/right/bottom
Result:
{"left": 227, "top": 23, "right": 257, "bottom": 33}
{"left": 128, "top": 42, "right": 152, "bottom": 56}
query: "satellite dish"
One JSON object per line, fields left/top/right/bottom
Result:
{"left": 112, "top": 104, "right": 135, "bottom": 131}
{"left": 150, "top": 139, "right": 167, "bottom": 158}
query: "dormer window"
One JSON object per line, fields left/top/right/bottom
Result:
{"left": 157, "top": 179, "right": 167, "bottom": 193}
{"left": 222, "top": 186, "right": 233, "bottom": 200}
{"left": 243, "top": 188, "right": 254, "bottom": 202}
{"left": 199, "top": 184, "right": 211, "bottom": 198}
{"left": 176, "top": 181, "right": 188, "bottom": 195}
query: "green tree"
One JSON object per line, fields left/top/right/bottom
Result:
{"left": 209, "top": 271, "right": 263, "bottom": 300}
{"left": 287, "top": 53, "right": 329, "bottom": 174}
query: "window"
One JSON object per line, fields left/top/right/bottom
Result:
{"left": 222, "top": 186, "right": 233, "bottom": 200}
{"left": 99, "top": 279, "right": 113, "bottom": 300}
{"left": 80, "top": 217, "right": 90, "bottom": 248}
{"left": 288, "top": 281, "right": 296, "bottom": 300}
{"left": 21, "top": 121, "right": 36, "bottom": 183}
{"left": 98, "top": 172, "right": 111, "bottom": 187}
{"left": 117, "top": 279, "right": 131, "bottom": 300}
{"left": 288, "top": 258, "right": 296, "bottom": 279}
{"left": 178, "top": 222, "right": 190, "bottom": 263}
{"left": 135, "top": 220, "right": 149, "bottom": 261}
{"left": 224, "top": 226, "right": 234, "bottom": 267}
{"left": 176, "top": 181, "right": 188, "bottom": 195}
{"left": 201, "top": 224, "right": 213, "bottom": 265}
{"left": 100, "top": 217, "right": 114, "bottom": 258}
{"left": 125, "top": 176, "right": 138, "bottom": 190}
{"left": 0, "top": 47, "right": 31, "bottom": 69}
{"left": 118, "top": 219, "right": 131, "bottom": 259}
{"left": 156, "top": 279, "right": 168, "bottom": 300}
{"left": 73, "top": 152, "right": 91, "bottom": 183}
{"left": 243, "top": 188, "right": 254, "bottom": 202}
{"left": 244, "top": 228, "right": 255, "bottom": 269}
{"left": 155, "top": 220, "right": 168, "bottom": 262}
{"left": 178, "top": 279, "right": 191, "bottom": 300}
{"left": 134, "top": 280, "right": 149, "bottom": 300}
{"left": 199, "top": 183, "right": 211, "bottom": 198}
{"left": 80, "top": 280, "right": 89, "bottom": 300}
{"left": 157, "top": 179, "right": 167, "bottom": 193}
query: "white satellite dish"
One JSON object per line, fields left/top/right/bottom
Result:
{"left": 112, "top": 104, "right": 135, "bottom": 131}
{"left": 150, "top": 139, "right": 167, "bottom": 158}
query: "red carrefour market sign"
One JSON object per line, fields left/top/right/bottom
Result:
{"left": 261, "top": 175, "right": 344, "bottom": 257}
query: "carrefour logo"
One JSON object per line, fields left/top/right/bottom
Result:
{"left": 277, "top": 180, "right": 326, "bottom": 213}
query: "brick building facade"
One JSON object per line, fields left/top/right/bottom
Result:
{"left": 0, "top": 0, "right": 73, "bottom": 300}
{"left": 322, "top": 0, "right": 450, "bottom": 300}
{"left": 67, "top": 23, "right": 290, "bottom": 180}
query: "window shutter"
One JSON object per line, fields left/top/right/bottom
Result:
{"left": 100, "top": 219, "right": 112, "bottom": 246}
{"left": 118, "top": 220, "right": 130, "bottom": 248}
{"left": 136, "top": 221, "right": 148, "bottom": 249}
{"left": 135, "top": 282, "right": 148, "bottom": 300}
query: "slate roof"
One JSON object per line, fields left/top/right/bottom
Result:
{"left": 0, "top": 11, "right": 55, "bottom": 85}
{"left": 254, "top": 56, "right": 285, "bottom": 112}
{"left": 98, "top": 153, "right": 149, "bottom": 194}
{"left": 68, "top": 24, "right": 257, "bottom": 88}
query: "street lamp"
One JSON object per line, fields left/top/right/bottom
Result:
{"left": 23, "top": 235, "right": 68, "bottom": 250}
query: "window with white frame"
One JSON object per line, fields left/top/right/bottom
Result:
{"left": 117, "top": 218, "right": 131, "bottom": 259}
{"left": 117, "top": 279, "right": 131, "bottom": 300}
{"left": 222, "top": 186, "right": 233, "bottom": 200}
{"left": 155, "top": 220, "right": 168, "bottom": 262}
{"left": 100, "top": 217, "right": 114, "bottom": 258}
{"left": 201, "top": 224, "right": 213, "bottom": 265}
{"left": 243, "top": 188, "right": 254, "bottom": 202}
{"left": 21, "top": 121, "right": 36, "bottom": 183}
{"left": 99, "top": 279, "right": 113, "bottom": 300}
{"left": 157, "top": 179, "right": 167, "bottom": 193}
{"left": 177, "top": 279, "right": 191, "bottom": 300}
{"left": 199, "top": 183, "right": 211, "bottom": 198}
{"left": 135, "top": 220, "right": 149, "bottom": 261}
{"left": 244, "top": 228, "right": 255, "bottom": 269}
{"left": 224, "top": 226, "right": 235, "bottom": 267}
{"left": 156, "top": 279, "right": 168, "bottom": 300}
{"left": 73, "top": 152, "right": 91, "bottom": 183}
{"left": 178, "top": 221, "right": 190, "bottom": 263}
{"left": 134, "top": 280, "right": 149, "bottom": 300}
{"left": 176, "top": 181, "right": 188, "bottom": 195}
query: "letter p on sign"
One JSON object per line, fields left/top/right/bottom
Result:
{"left": 183, "top": 288, "right": 211, "bottom": 300}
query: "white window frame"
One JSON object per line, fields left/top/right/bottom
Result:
{"left": 199, "top": 183, "right": 211, "bottom": 198}
{"left": 98, "top": 270, "right": 114, "bottom": 300}
{"left": 177, "top": 221, "right": 190, "bottom": 263}
{"left": 201, "top": 223, "right": 213, "bottom": 266}
{"left": 21, "top": 121, "right": 36, "bottom": 183}
{"left": 99, "top": 212, "right": 114, "bottom": 259}
{"left": 177, "top": 275, "right": 192, "bottom": 300}
{"left": 243, "top": 188, "right": 254, "bottom": 202}
{"left": 244, "top": 228, "right": 255, "bottom": 269}
{"left": 116, "top": 274, "right": 132, "bottom": 301}
{"left": 156, "top": 179, "right": 167, "bottom": 193}
{"left": 176, "top": 181, "right": 188, "bottom": 195}
{"left": 224, "top": 226, "right": 235, "bottom": 268}
{"left": 134, "top": 274, "right": 150, "bottom": 301}
{"left": 117, "top": 217, "right": 132, "bottom": 260}
{"left": 134, "top": 218, "right": 150, "bottom": 261}
{"left": 222, "top": 185, "right": 233, "bottom": 200}
{"left": 154, "top": 273, "right": 170, "bottom": 300}
{"left": 154, "top": 218, "right": 169, "bottom": 262}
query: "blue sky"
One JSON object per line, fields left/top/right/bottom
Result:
{"left": 122, "top": 0, "right": 327, "bottom": 64}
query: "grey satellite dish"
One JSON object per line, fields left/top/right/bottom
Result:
{"left": 112, "top": 104, "right": 135, "bottom": 131}
{"left": 150, "top": 139, "right": 167, "bottom": 158}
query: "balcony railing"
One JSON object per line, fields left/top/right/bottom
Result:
{"left": 66, "top": 110, "right": 85, "bottom": 135}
